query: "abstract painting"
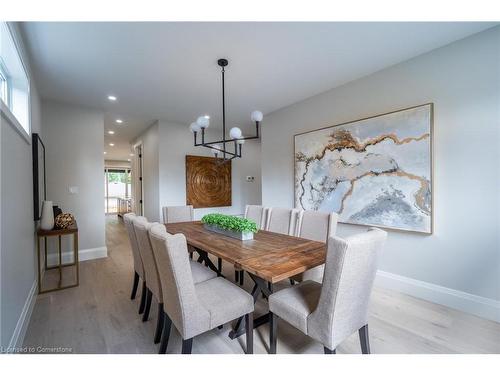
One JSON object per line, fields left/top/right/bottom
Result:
{"left": 294, "top": 104, "right": 433, "bottom": 233}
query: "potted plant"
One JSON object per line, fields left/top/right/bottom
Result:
{"left": 201, "top": 213, "right": 258, "bottom": 241}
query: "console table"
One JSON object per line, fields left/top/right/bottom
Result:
{"left": 36, "top": 223, "right": 79, "bottom": 294}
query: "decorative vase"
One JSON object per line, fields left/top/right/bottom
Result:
{"left": 40, "top": 201, "right": 54, "bottom": 230}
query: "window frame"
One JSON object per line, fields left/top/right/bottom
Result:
{"left": 0, "top": 22, "right": 32, "bottom": 143}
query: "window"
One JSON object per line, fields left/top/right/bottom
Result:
{"left": 0, "top": 22, "right": 30, "bottom": 135}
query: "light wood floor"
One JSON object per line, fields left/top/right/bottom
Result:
{"left": 23, "top": 216, "right": 500, "bottom": 354}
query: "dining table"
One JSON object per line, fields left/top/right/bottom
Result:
{"left": 165, "top": 221, "right": 327, "bottom": 339}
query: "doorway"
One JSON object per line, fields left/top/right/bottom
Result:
{"left": 104, "top": 168, "right": 132, "bottom": 215}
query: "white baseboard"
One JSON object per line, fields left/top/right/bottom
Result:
{"left": 375, "top": 270, "right": 500, "bottom": 323}
{"left": 7, "top": 279, "right": 37, "bottom": 350}
{"left": 47, "top": 246, "right": 107, "bottom": 266}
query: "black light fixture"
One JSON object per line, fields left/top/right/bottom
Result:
{"left": 189, "top": 58, "right": 263, "bottom": 161}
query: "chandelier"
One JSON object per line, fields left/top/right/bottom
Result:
{"left": 188, "top": 58, "right": 263, "bottom": 161}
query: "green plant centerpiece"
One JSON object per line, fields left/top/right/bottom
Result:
{"left": 201, "top": 213, "right": 258, "bottom": 241}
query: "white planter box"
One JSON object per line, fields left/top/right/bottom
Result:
{"left": 203, "top": 223, "right": 254, "bottom": 241}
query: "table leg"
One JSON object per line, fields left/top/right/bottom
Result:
{"left": 74, "top": 232, "right": 79, "bottom": 286}
{"left": 44, "top": 237, "right": 48, "bottom": 271}
{"left": 37, "top": 236, "right": 42, "bottom": 294}
{"left": 58, "top": 235, "right": 62, "bottom": 288}
{"left": 195, "top": 249, "right": 225, "bottom": 278}
{"left": 229, "top": 274, "right": 273, "bottom": 340}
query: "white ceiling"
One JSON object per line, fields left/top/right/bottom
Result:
{"left": 20, "top": 22, "right": 496, "bottom": 160}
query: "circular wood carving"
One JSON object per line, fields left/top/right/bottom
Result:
{"left": 186, "top": 155, "right": 232, "bottom": 208}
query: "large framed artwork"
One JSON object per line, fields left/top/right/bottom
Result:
{"left": 294, "top": 103, "right": 433, "bottom": 234}
{"left": 186, "top": 155, "right": 232, "bottom": 208}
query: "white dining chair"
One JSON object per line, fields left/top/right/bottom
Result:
{"left": 265, "top": 207, "right": 299, "bottom": 235}
{"left": 162, "top": 205, "right": 194, "bottom": 224}
{"left": 268, "top": 228, "right": 387, "bottom": 354}
{"left": 123, "top": 213, "right": 148, "bottom": 314}
{"left": 149, "top": 224, "right": 254, "bottom": 354}
{"left": 292, "top": 210, "right": 339, "bottom": 283}
{"left": 244, "top": 205, "right": 266, "bottom": 230}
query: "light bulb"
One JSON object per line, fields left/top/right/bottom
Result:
{"left": 229, "top": 127, "right": 242, "bottom": 139}
{"left": 251, "top": 110, "right": 263, "bottom": 122}
{"left": 189, "top": 122, "right": 201, "bottom": 133}
{"left": 197, "top": 116, "right": 210, "bottom": 129}
{"left": 212, "top": 144, "right": 222, "bottom": 156}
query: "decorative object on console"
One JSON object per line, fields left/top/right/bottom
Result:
{"left": 55, "top": 213, "right": 76, "bottom": 229}
{"left": 53, "top": 205, "right": 63, "bottom": 219}
{"left": 294, "top": 103, "right": 433, "bottom": 234}
{"left": 186, "top": 155, "right": 231, "bottom": 208}
{"left": 40, "top": 201, "right": 54, "bottom": 230}
{"left": 188, "top": 58, "right": 263, "bottom": 162}
{"left": 201, "top": 213, "right": 258, "bottom": 241}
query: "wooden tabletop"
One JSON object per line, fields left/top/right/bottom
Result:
{"left": 37, "top": 223, "right": 78, "bottom": 237}
{"left": 165, "top": 221, "right": 326, "bottom": 283}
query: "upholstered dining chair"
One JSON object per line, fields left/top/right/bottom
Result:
{"left": 149, "top": 224, "right": 255, "bottom": 354}
{"left": 268, "top": 228, "right": 387, "bottom": 354}
{"left": 133, "top": 218, "right": 217, "bottom": 345}
{"left": 291, "top": 210, "right": 339, "bottom": 283}
{"left": 162, "top": 205, "right": 194, "bottom": 224}
{"left": 123, "top": 213, "right": 148, "bottom": 314}
{"left": 265, "top": 207, "right": 299, "bottom": 235}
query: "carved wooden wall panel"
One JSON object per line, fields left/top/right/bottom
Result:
{"left": 185, "top": 155, "right": 232, "bottom": 208}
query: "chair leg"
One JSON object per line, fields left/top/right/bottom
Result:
{"left": 130, "top": 272, "right": 139, "bottom": 299}
{"left": 159, "top": 313, "right": 172, "bottom": 354}
{"left": 239, "top": 270, "right": 244, "bottom": 286}
{"left": 154, "top": 303, "right": 164, "bottom": 344}
{"left": 290, "top": 279, "right": 295, "bottom": 286}
{"left": 189, "top": 252, "right": 193, "bottom": 259}
{"left": 217, "top": 257, "right": 222, "bottom": 273}
{"left": 324, "top": 346, "right": 336, "bottom": 354}
{"left": 359, "top": 324, "right": 370, "bottom": 354}
{"left": 142, "top": 289, "right": 153, "bottom": 321}
{"left": 181, "top": 338, "right": 193, "bottom": 354}
{"left": 138, "top": 281, "right": 147, "bottom": 314}
{"left": 245, "top": 312, "right": 253, "bottom": 354}
{"left": 235, "top": 270, "right": 239, "bottom": 283}
{"left": 269, "top": 312, "right": 277, "bottom": 354}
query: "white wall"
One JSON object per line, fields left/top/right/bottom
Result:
{"left": 134, "top": 120, "right": 262, "bottom": 222}
{"left": 42, "top": 100, "right": 106, "bottom": 256}
{"left": 262, "top": 27, "right": 500, "bottom": 320}
{"left": 0, "top": 22, "right": 42, "bottom": 348}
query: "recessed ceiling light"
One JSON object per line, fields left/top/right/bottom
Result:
{"left": 204, "top": 115, "right": 210, "bottom": 119}
{"left": 108, "top": 130, "right": 115, "bottom": 135}
{"left": 127, "top": 159, "right": 131, "bottom": 162}
{"left": 115, "top": 119, "right": 123, "bottom": 124}
{"left": 108, "top": 95, "right": 117, "bottom": 101}
{"left": 109, "top": 143, "right": 114, "bottom": 147}
{"left": 129, "top": 153, "right": 134, "bottom": 156}
{"left": 104, "top": 151, "right": 107, "bottom": 155}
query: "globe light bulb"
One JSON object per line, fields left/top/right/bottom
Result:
{"left": 197, "top": 116, "right": 210, "bottom": 129}
{"left": 212, "top": 144, "right": 222, "bottom": 156}
{"left": 189, "top": 122, "right": 201, "bottom": 133}
{"left": 229, "top": 127, "right": 242, "bottom": 139}
{"left": 251, "top": 110, "right": 263, "bottom": 122}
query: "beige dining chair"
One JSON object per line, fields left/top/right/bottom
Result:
{"left": 244, "top": 205, "right": 266, "bottom": 229}
{"left": 123, "top": 213, "right": 148, "bottom": 314}
{"left": 134, "top": 218, "right": 217, "bottom": 345}
{"left": 265, "top": 207, "right": 299, "bottom": 235}
{"left": 292, "top": 210, "right": 339, "bottom": 283}
{"left": 162, "top": 205, "right": 194, "bottom": 224}
{"left": 268, "top": 228, "right": 387, "bottom": 354}
{"left": 149, "top": 224, "right": 255, "bottom": 354}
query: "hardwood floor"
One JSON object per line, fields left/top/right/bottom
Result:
{"left": 23, "top": 215, "right": 500, "bottom": 354}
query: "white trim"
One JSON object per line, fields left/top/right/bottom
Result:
{"left": 7, "top": 279, "right": 37, "bottom": 350}
{"left": 375, "top": 270, "right": 500, "bottom": 323}
{"left": 0, "top": 100, "right": 30, "bottom": 144}
{"left": 47, "top": 246, "right": 108, "bottom": 266}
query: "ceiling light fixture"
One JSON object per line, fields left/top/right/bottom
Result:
{"left": 129, "top": 153, "right": 134, "bottom": 156}
{"left": 109, "top": 143, "right": 114, "bottom": 147}
{"left": 108, "top": 95, "right": 117, "bottom": 101}
{"left": 108, "top": 130, "right": 115, "bottom": 135}
{"left": 115, "top": 119, "right": 123, "bottom": 124}
{"left": 104, "top": 151, "right": 107, "bottom": 155}
{"left": 189, "top": 58, "right": 262, "bottom": 162}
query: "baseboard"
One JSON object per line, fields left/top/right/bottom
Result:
{"left": 375, "top": 270, "right": 500, "bottom": 323}
{"left": 47, "top": 246, "right": 107, "bottom": 266}
{"left": 7, "top": 279, "right": 37, "bottom": 350}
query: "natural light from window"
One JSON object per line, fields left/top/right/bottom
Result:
{"left": 0, "top": 22, "right": 30, "bottom": 135}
